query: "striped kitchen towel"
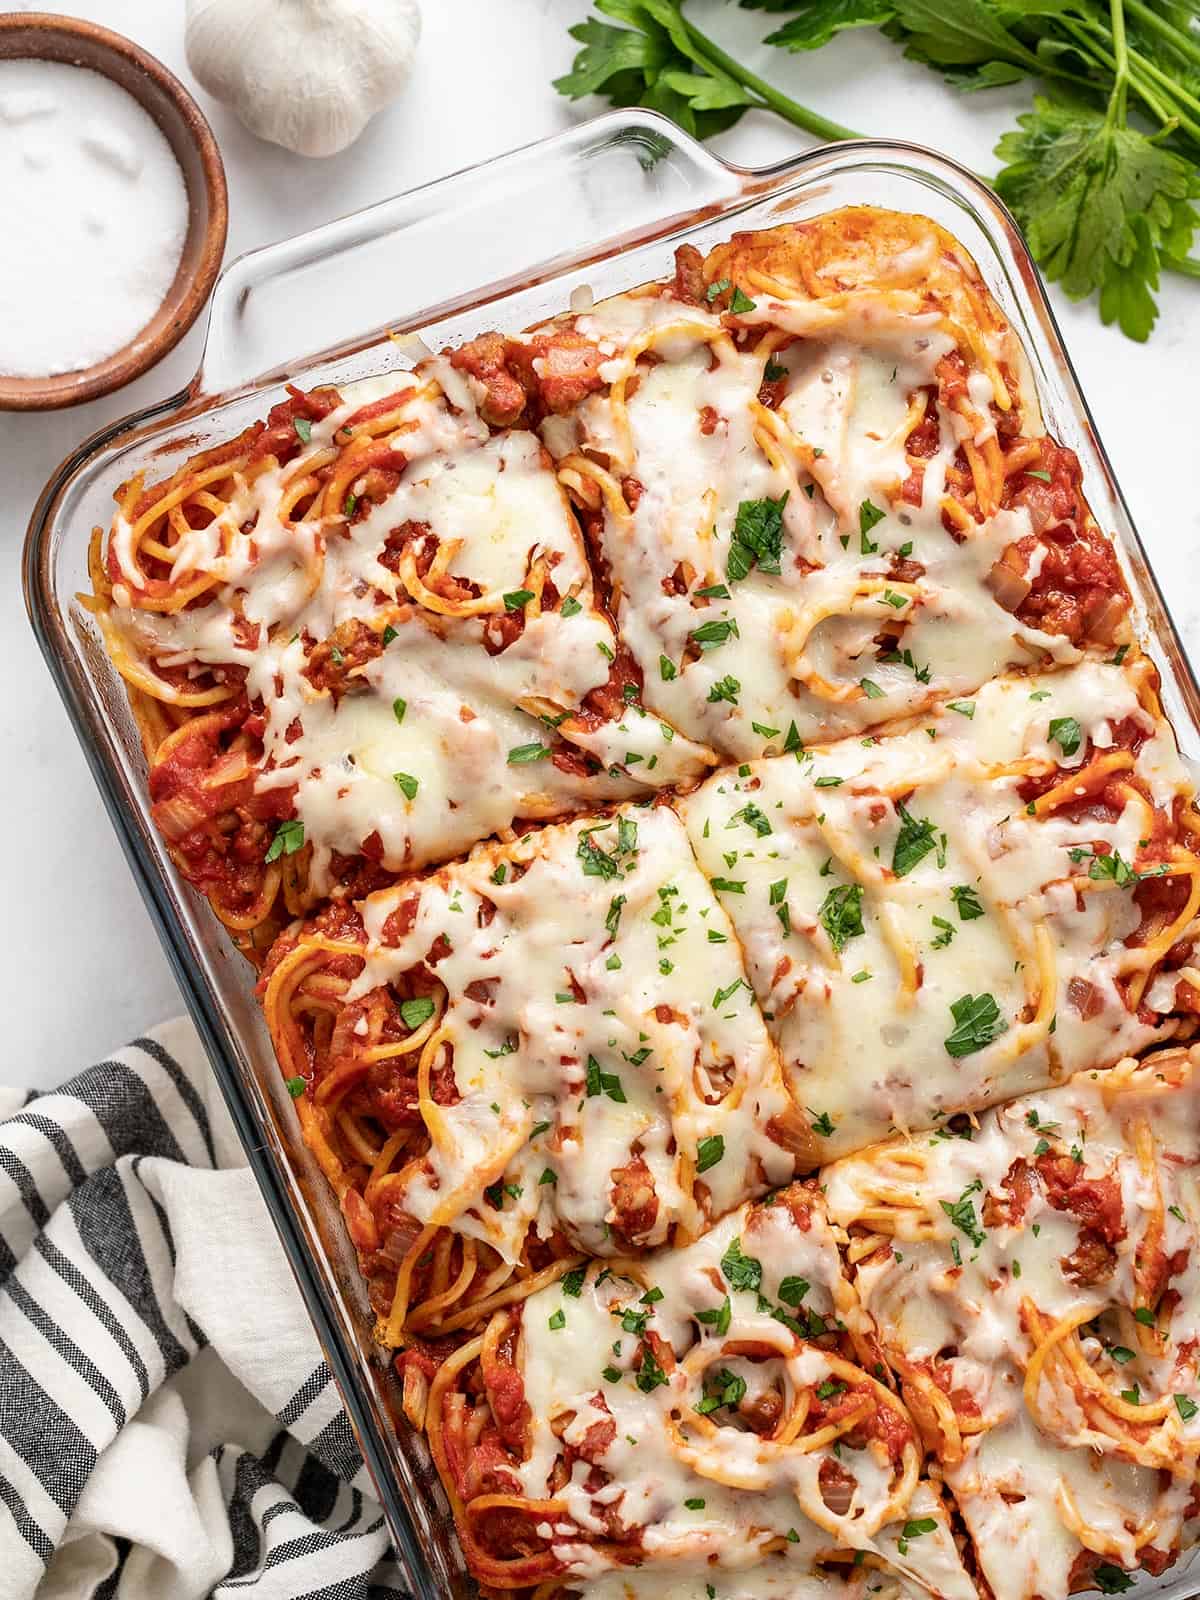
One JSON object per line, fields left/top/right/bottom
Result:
{"left": 0, "top": 1019, "right": 411, "bottom": 1600}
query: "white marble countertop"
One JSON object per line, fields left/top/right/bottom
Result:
{"left": 4, "top": 0, "right": 1199, "bottom": 1089}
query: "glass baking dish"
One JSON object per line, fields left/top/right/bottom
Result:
{"left": 23, "top": 111, "right": 1200, "bottom": 1599}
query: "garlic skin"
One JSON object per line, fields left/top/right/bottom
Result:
{"left": 185, "top": 0, "right": 421, "bottom": 159}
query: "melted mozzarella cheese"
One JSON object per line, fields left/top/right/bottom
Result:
{"left": 541, "top": 285, "right": 1082, "bottom": 762}
{"left": 514, "top": 1194, "right": 973, "bottom": 1597}
{"left": 350, "top": 806, "right": 797, "bottom": 1260}
{"left": 108, "top": 377, "right": 712, "bottom": 881}
{"left": 680, "top": 661, "right": 1189, "bottom": 1156}
{"left": 823, "top": 1056, "right": 1200, "bottom": 1600}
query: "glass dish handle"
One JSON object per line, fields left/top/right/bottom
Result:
{"left": 197, "top": 110, "right": 743, "bottom": 397}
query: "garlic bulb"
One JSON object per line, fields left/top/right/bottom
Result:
{"left": 185, "top": 0, "right": 421, "bottom": 159}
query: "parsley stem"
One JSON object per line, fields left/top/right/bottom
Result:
{"left": 1124, "top": 0, "right": 1200, "bottom": 75}
{"left": 679, "top": 15, "right": 860, "bottom": 145}
{"left": 1165, "top": 253, "right": 1200, "bottom": 279}
{"left": 1127, "top": 46, "right": 1200, "bottom": 142}
{"left": 1108, "top": 0, "right": 1129, "bottom": 128}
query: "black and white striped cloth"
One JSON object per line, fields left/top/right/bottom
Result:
{"left": 0, "top": 1019, "right": 411, "bottom": 1599}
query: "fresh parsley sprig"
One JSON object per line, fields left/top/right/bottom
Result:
{"left": 554, "top": 0, "right": 857, "bottom": 146}
{"left": 556, "top": 0, "right": 1200, "bottom": 338}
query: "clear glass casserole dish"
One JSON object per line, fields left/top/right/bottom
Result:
{"left": 23, "top": 111, "right": 1200, "bottom": 1598}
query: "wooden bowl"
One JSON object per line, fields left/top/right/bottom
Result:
{"left": 0, "top": 14, "right": 228, "bottom": 411}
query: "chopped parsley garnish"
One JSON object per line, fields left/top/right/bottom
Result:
{"left": 561, "top": 1267, "right": 586, "bottom": 1297}
{"left": 585, "top": 1054, "right": 626, "bottom": 1103}
{"left": 684, "top": 1497, "right": 707, "bottom": 1510}
{"left": 892, "top": 800, "right": 939, "bottom": 877}
{"left": 940, "top": 1184, "right": 987, "bottom": 1249}
{"left": 1109, "top": 1345, "right": 1137, "bottom": 1364}
{"left": 659, "top": 654, "right": 677, "bottom": 681}
{"left": 901, "top": 1518, "right": 937, "bottom": 1540}
{"left": 931, "top": 915, "right": 955, "bottom": 948}
{"left": 720, "top": 1236, "right": 763, "bottom": 1293}
{"left": 728, "top": 493, "right": 788, "bottom": 581}
{"left": 1134, "top": 1306, "right": 1157, "bottom": 1326}
{"left": 696, "top": 1134, "right": 724, "bottom": 1174}
{"left": 860, "top": 678, "right": 885, "bottom": 699}
{"left": 382, "top": 624, "right": 398, "bottom": 646}
{"left": 636, "top": 1344, "right": 668, "bottom": 1393}
{"left": 818, "top": 882, "right": 864, "bottom": 953}
{"left": 696, "top": 1295, "right": 732, "bottom": 1336}
{"left": 400, "top": 996, "right": 435, "bottom": 1030}
{"left": 764, "top": 359, "right": 787, "bottom": 382}
{"left": 393, "top": 772, "right": 419, "bottom": 801}
{"left": 859, "top": 498, "right": 885, "bottom": 553}
{"left": 712, "top": 977, "right": 746, "bottom": 1009}
{"left": 947, "top": 700, "right": 975, "bottom": 718}
{"left": 343, "top": 492, "right": 357, "bottom": 517}
{"left": 1049, "top": 716, "right": 1082, "bottom": 758}
{"left": 1176, "top": 1394, "right": 1198, "bottom": 1421}
{"left": 503, "top": 589, "right": 534, "bottom": 611}
{"left": 1089, "top": 850, "right": 1137, "bottom": 887}
{"left": 1093, "top": 1568, "right": 1134, "bottom": 1594}
{"left": 711, "top": 877, "right": 745, "bottom": 895}
{"left": 265, "top": 818, "right": 305, "bottom": 863}
{"left": 605, "top": 893, "right": 626, "bottom": 939}
{"left": 293, "top": 416, "right": 313, "bottom": 443}
{"left": 697, "top": 583, "right": 731, "bottom": 600}
{"left": 706, "top": 277, "right": 730, "bottom": 302}
{"left": 577, "top": 821, "right": 637, "bottom": 880}
{"left": 560, "top": 594, "right": 582, "bottom": 617}
{"left": 690, "top": 617, "right": 740, "bottom": 652}
{"left": 814, "top": 775, "right": 843, "bottom": 788}
{"left": 951, "top": 884, "right": 984, "bottom": 920}
{"left": 810, "top": 1108, "right": 836, "bottom": 1138}
{"left": 880, "top": 645, "right": 931, "bottom": 684}
{"left": 507, "top": 742, "right": 551, "bottom": 764}
{"left": 733, "top": 802, "right": 771, "bottom": 837}
{"left": 696, "top": 1368, "right": 747, "bottom": 1414}
{"left": 778, "top": 1276, "right": 809, "bottom": 1306}
{"left": 284, "top": 1075, "right": 306, "bottom": 1099}
{"left": 945, "top": 993, "right": 1007, "bottom": 1058}
{"left": 548, "top": 1308, "right": 566, "bottom": 1330}
{"left": 708, "top": 674, "right": 741, "bottom": 705}
{"left": 730, "top": 286, "right": 755, "bottom": 314}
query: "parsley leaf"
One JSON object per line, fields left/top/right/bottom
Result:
{"left": 728, "top": 493, "right": 788, "bottom": 581}
{"left": 720, "top": 1236, "right": 763, "bottom": 1293}
{"left": 696, "top": 1134, "right": 725, "bottom": 1173}
{"left": 995, "top": 95, "right": 1200, "bottom": 343}
{"left": 507, "top": 742, "right": 551, "bottom": 765}
{"left": 951, "top": 883, "right": 985, "bottom": 920}
{"left": 859, "top": 497, "right": 885, "bottom": 553}
{"left": 892, "top": 799, "right": 939, "bottom": 877}
{"left": 1048, "top": 716, "right": 1082, "bottom": 758}
{"left": 944, "top": 992, "right": 1007, "bottom": 1057}
{"left": 1093, "top": 1568, "right": 1135, "bottom": 1595}
{"left": 265, "top": 818, "right": 305, "bottom": 863}
{"left": 758, "top": 0, "right": 897, "bottom": 55}
{"left": 554, "top": 1, "right": 858, "bottom": 147}
{"left": 818, "top": 882, "right": 865, "bottom": 953}
{"left": 690, "top": 617, "right": 740, "bottom": 652}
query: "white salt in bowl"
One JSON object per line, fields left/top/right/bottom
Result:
{"left": 0, "top": 13, "right": 227, "bottom": 411}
